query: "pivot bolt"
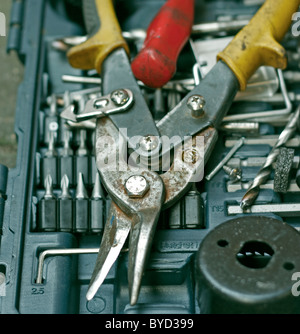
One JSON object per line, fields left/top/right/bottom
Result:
{"left": 187, "top": 95, "right": 205, "bottom": 118}
{"left": 111, "top": 89, "right": 129, "bottom": 106}
{"left": 139, "top": 135, "right": 159, "bottom": 152}
{"left": 125, "top": 175, "right": 149, "bottom": 198}
{"left": 182, "top": 148, "right": 200, "bottom": 164}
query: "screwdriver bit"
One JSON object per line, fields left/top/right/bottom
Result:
{"left": 58, "top": 175, "right": 73, "bottom": 232}
{"left": 168, "top": 184, "right": 204, "bottom": 229}
{"left": 90, "top": 155, "right": 98, "bottom": 186}
{"left": 72, "top": 96, "right": 88, "bottom": 146}
{"left": 41, "top": 131, "right": 58, "bottom": 188}
{"left": 240, "top": 106, "right": 300, "bottom": 210}
{"left": 90, "top": 173, "right": 105, "bottom": 234}
{"left": 74, "top": 173, "right": 89, "bottom": 233}
{"left": 90, "top": 130, "right": 98, "bottom": 185}
{"left": 75, "top": 130, "right": 90, "bottom": 186}
{"left": 168, "top": 200, "right": 182, "bottom": 229}
{"left": 58, "top": 91, "right": 72, "bottom": 145}
{"left": 44, "top": 94, "right": 59, "bottom": 145}
{"left": 59, "top": 130, "right": 74, "bottom": 187}
{"left": 183, "top": 184, "right": 204, "bottom": 229}
{"left": 38, "top": 175, "right": 57, "bottom": 232}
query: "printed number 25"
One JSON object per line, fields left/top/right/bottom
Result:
{"left": 291, "top": 272, "right": 300, "bottom": 297}
{"left": 31, "top": 287, "right": 45, "bottom": 295}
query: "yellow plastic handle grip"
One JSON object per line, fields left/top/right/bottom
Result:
{"left": 217, "top": 0, "right": 300, "bottom": 90}
{"left": 67, "top": 0, "right": 129, "bottom": 73}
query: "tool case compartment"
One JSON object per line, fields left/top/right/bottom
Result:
{"left": 1, "top": 0, "right": 300, "bottom": 314}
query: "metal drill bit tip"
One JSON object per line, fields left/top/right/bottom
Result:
{"left": 240, "top": 106, "right": 300, "bottom": 209}
{"left": 240, "top": 190, "right": 258, "bottom": 210}
{"left": 76, "top": 173, "right": 88, "bottom": 199}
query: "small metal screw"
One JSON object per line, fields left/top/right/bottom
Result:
{"left": 125, "top": 175, "right": 149, "bottom": 198}
{"left": 139, "top": 135, "right": 159, "bottom": 152}
{"left": 223, "top": 165, "right": 242, "bottom": 182}
{"left": 205, "top": 137, "right": 245, "bottom": 181}
{"left": 187, "top": 95, "right": 205, "bottom": 117}
{"left": 111, "top": 89, "right": 129, "bottom": 106}
{"left": 182, "top": 148, "right": 200, "bottom": 164}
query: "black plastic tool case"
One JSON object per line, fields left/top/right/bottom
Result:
{"left": 1, "top": 0, "right": 300, "bottom": 314}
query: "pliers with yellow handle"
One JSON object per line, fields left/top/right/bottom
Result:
{"left": 65, "top": 0, "right": 300, "bottom": 305}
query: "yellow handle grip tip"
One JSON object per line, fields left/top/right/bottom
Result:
{"left": 217, "top": 0, "right": 300, "bottom": 90}
{"left": 67, "top": 0, "right": 129, "bottom": 73}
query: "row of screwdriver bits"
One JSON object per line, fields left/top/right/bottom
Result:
{"left": 37, "top": 172, "right": 105, "bottom": 234}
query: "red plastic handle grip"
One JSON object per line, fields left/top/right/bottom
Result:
{"left": 131, "top": 0, "right": 194, "bottom": 88}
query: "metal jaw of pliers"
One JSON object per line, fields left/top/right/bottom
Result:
{"left": 86, "top": 116, "right": 216, "bottom": 305}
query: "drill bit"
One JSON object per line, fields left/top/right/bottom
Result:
{"left": 240, "top": 106, "right": 300, "bottom": 210}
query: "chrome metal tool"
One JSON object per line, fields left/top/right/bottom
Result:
{"left": 63, "top": 0, "right": 299, "bottom": 305}
{"left": 240, "top": 106, "right": 300, "bottom": 209}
